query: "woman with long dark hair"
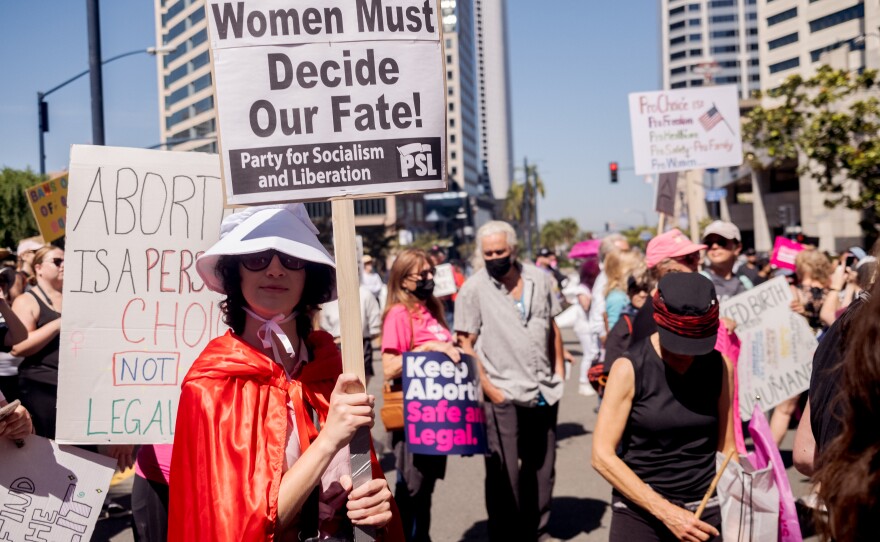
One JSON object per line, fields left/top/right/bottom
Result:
{"left": 381, "top": 248, "right": 459, "bottom": 542}
{"left": 813, "top": 277, "right": 880, "bottom": 541}
{"left": 169, "top": 204, "right": 400, "bottom": 541}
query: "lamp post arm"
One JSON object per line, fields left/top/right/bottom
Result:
{"left": 42, "top": 48, "right": 154, "bottom": 98}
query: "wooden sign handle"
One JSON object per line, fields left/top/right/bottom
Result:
{"left": 330, "top": 198, "right": 376, "bottom": 542}
{"left": 694, "top": 448, "right": 736, "bottom": 520}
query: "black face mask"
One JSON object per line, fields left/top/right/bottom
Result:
{"left": 409, "top": 278, "right": 435, "bottom": 300}
{"left": 485, "top": 257, "right": 513, "bottom": 280}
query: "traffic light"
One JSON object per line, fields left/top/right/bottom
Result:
{"left": 609, "top": 162, "right": 618, "bottom": 183}
{"left": 39, "top": 100, "right": 49, "bottom": 133}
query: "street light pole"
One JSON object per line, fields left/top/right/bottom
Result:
{"left": 86, "top": 0, "right": 105, "bottom": 146}
{"left": 37, "top": 45, "right": 176, "bottom": 175}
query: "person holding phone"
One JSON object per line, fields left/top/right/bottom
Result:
{"left": 819, "top": 248, "right": 869, "bottom": 327}
{"left": 0, "top": 394, "right": 32, "bottom": 441}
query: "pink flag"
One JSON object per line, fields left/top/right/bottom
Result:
{"left": 747, "top": 406, "right": 803, "bottom": 542}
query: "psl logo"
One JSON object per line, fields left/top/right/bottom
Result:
{"left": 398, "top": 143, "right": 438, "bottom": 178}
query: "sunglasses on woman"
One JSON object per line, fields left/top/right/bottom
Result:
{"left": 408, "top": 267, "right": 436, "bottom": 281}
{"left": 239, "top": 250, "right": 306, "bottom": 272}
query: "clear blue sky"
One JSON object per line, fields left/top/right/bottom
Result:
{"left": 0, "top": 1, "right": 660, "bottom": 234}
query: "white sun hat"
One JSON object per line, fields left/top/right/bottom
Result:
{"left": 196, "top": 204, "right": 336, "bottom": 301}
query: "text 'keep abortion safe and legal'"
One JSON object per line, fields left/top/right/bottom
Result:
{"left": 402, "top": 353, "right": 487, "bottom": 456}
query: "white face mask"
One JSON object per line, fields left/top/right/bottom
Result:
{"left": 243, "top": 307, "right": 298, "bottom": 375}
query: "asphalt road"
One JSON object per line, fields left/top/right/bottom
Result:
{"left": 95, "top": 329, "right": 818, "bottom": 541}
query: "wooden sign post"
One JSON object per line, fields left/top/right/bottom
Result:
{"left": 331, "top": 198, "right": 375, "bottom": 541}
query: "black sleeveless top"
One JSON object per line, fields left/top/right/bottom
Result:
{"left": 616, "top": 337, "right": 722, "bottom": 503}
{"left": 18, "top": 290, "right": 61, "bottom": 386}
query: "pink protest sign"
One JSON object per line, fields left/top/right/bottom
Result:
{"left": 402, "top": 352, "right": 487, "bottom": 455}
{"left": 770, "top": 237, "right": 804, "bottom": 271}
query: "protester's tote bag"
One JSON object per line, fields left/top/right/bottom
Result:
{"left": 716, "top": 452, "right": 779, "bottom": 541}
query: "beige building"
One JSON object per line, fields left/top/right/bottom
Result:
{"left": 753, "top": 0, "right": 874, "bottom": 251}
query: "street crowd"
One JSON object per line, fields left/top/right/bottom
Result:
{"left": 0, "top": 205, "right": 878, "bottom": 541}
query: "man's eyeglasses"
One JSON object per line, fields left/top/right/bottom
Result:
{"left": 703, "top": 235, "right": 734, "bottom": 249}
{"left": 408, "top": 268, "right": 436, "bottom": 281}
{"left": 240, "top": 250, "right": 306, "bottom": 272}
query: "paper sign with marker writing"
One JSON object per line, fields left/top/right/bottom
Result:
{"left": 628, "top": 85, "right": 742, "bottom": 175}
{"left": 56, "top": 145, "right": 228, "bottom": 444}
{"left": 0, "top": 435, "right": 116, "bottom": 541}
{"left": 206, "top": 0, "right": 447, "bottom": 204}
{"left": 432, "top": 263, "right": 457, "bottom": 297}
{"left": 402, "top": 352, "right": 487, "bottom": 455}
{"left": 720, "top": 277, "right": 818, "bottom": 420}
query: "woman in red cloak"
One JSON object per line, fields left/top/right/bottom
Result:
{"left": 169, "top": 204, "right": 402, "bottom": 541}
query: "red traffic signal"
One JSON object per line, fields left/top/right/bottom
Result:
{"left": 609, "top": 162, "right": 619, "bottom": 183}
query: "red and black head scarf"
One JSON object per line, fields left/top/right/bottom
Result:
{"left": 653, "top": 290, "right": 719, "bottom": 339}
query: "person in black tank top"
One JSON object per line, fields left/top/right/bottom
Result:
{"left": 592, "top": 273, "right": 736, "bottom": 542}
{"left": 11, "top": 245, "right": 64, "bottom": 439}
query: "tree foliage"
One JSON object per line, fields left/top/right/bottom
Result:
{"left": 0, "top": 167, "right": 41, "bottom": 248}
{"left": 540, "top": 218, "right": 582, "bottom": 251}
{"left": 502, "top": 165, "right": 545, "bottom": 224}
{"left": 742, "top": 66, "right": 880, "bottom": 240}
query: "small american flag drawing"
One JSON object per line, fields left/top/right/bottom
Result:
{"left": 699, "top": 105, "right": 723, "bottom": 131}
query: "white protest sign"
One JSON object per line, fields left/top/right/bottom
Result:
{"left": 57, "top": 145, "right": 227, "bottom": 444}
{"left": 207, "top": 0, "right": 447, "bottom": 204}
{"left": 432, "top": 263, "right": 456, "bottom": 297}
{"left": 0, "top": 435, "right": 116, "bottom": 541}
{"left": 629, "top": 85, "right": 742, "bottom": 175}
{"left": 720, "top": 277, "right": 818, "bottom": 420}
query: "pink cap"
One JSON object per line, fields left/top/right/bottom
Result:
{"left": 646, "top": 229, "right": 706, "bottom": 268}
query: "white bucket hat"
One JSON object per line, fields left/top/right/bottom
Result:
{"left": 196, "top": 204, "right": 336, "bottom": 302}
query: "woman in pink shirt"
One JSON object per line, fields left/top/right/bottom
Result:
{"left": 382, "top": 249, "right": 459, "bottom": 542}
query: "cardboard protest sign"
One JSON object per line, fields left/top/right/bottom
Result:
{"left": 402, "top": 352, "right": 487, "bottom": 455}
{"left": 25, "top": 173, "right": 68, "bottom": 243}
{"left": 770, "top": 236, "right": 803, "bottom": 271}
{"left": 432, "top": 263, "right": 456, "bottom": 297}
{"left": 629, "top": 85, "right": 742, "bottom": 175}
{"left": 720, "top": 277, "right": 818, "bottom": 420}
{"left": 56, "top": 145, "right": 227, "bottom": 444}
{"left": 207, "top": 0, "right": 447, "bottom": 204}
{"left": 655, "top": 172, "right": 677, "bottom": 216}
{"left": 0, "top": 435, "right": 116, "bottom": 541}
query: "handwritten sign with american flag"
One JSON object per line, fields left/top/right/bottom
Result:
{"left": 628, "top": 85, "right": 742, "bottom": 175}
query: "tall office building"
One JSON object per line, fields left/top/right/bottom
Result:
{"left": 474, "top": 0, "right": 514, "bottom": 200}
{"left": 758, "top": 0, "right": 873, "bottom": 87}
{"left": 660, "top": 0, "right": 761, "bottom": 99}
{"left": 754, "top": 0, "right": 875, "bottom": 250}
{"left": 153, "top": 0, "right": 216, "bottom": 152}
{"left": 442, "top": 0, "right": 481, "bottom": 196}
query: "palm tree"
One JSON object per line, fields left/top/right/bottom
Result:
{"left": 502, "top": 165, "right": 546, "bottom": 257}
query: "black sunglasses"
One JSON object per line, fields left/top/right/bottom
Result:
{"left": 704, "top": 235, "right": 734, "bottom": 248}
{"left": 239, "top": 250, "right": 306, "bottom": 272}
{"left": 408, "top": 268, "right": 436, "bottom": 281}
{"left": 48, "top": 258, "right": 64, "bottom": 267}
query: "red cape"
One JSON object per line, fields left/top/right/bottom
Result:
{"left": 168, "top": 330, "right": 402, "bottom": 541}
